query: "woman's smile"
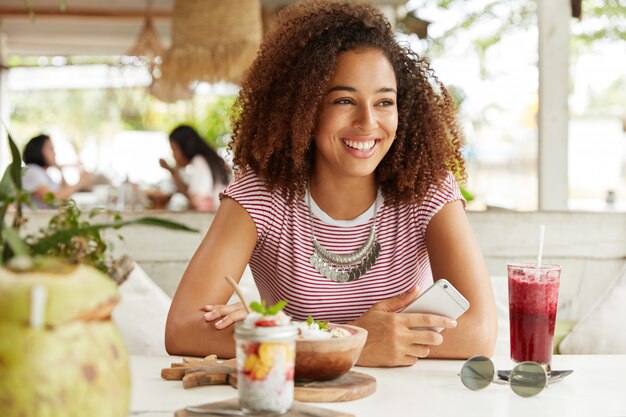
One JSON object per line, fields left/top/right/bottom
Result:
{"left": 341, "top": 137, "right": 380, "bottom": 157}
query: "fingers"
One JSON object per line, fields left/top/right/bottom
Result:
{"left": 370, "top": 286, "right": 420, "bottom": 313}
{"left": 159, "top": 159, "right": 171, "bottom": 170}
{"left": 202, "top": 302, "right": 248, "bottom": 329}
{"left": 404, "top": 313, "right": 457, "bottom": 333}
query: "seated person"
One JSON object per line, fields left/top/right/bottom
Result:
{"left": 165, "top": 1, "right": 497, "bottom": 367}
{"left": 22, "top": 134, "right": 94, "bottom": 208}
{"left": 159, "top": 125, "right": 232, "bottom": 212}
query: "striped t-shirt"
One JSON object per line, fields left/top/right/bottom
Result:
{"left": 222, "top": 170, "right": 465, "bottom": 323}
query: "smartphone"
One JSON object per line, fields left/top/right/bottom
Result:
{"left": 401, "top": 279, "right": 470, "bottom": 332}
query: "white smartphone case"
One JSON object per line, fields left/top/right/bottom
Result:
{"left": 401, "top": 279, "right": 470, "bottom": 332}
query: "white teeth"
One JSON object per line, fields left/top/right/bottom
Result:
{"left": 343, "top": 139, "right": 375, "bottom": 150}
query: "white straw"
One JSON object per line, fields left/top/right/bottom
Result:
{"left": 30, "top": 285, "right": 48, "bottom": 328}
{"left": 536, "top": 224, "right": 546, "bottom": 269}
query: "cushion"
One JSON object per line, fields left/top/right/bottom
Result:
{"left": 559, "top": 263, "right": 626, "bottom": 354}
{"left": 112, "top": 262, "right": 172, "bottom": 355}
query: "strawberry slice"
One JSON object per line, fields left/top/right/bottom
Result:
{"left": 255, "top": 319, "right": 277, "bottom": 327}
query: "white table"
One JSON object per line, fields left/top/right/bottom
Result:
{"left": 129, "top": 355, "right": 626, "bottom": 417}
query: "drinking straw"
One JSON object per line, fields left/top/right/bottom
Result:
{"left": 533, "top": 224, "right": 546, "bottom": 280}
{"left": 30, "top": 285, "right": 47, "bottom": 328}
{"left": 225, "top": 275, "right": 252, "bottom": 314}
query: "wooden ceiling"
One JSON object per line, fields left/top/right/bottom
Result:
{"left": 0, "top": 0, "right": 407, "bottom": 57}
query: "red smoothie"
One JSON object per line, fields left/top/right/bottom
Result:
{"left": 508, "top": 264, "right": 560, "bottom": 365}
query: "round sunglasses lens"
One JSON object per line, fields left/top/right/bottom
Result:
{"left": 460, "top": 356, "right": 494, "bottom": 391}
{"left": 509, "top": 362, "right": 547, "bottom": 397}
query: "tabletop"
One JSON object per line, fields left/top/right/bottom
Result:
{"left": 129, "top": 354, "right": 626, "bottom": 417}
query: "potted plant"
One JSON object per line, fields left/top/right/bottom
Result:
{"left": 0, "top": 131, "right": 197, "bottom": 417}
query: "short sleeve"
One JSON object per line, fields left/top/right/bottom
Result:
{"left": 220, "top": 169, "right": 274, "bottom": 241}
{"left": 22, "top": 165, "right": 56, "bottom": 193}
{"left": 415, "top": 172, "right": 467, "bottom": 236}
{"left": 187, "top": 156, "right": 213, "bottom": 197}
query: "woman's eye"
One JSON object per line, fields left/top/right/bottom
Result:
{"left": 334, "top": 98, "right": 354, "bottom": 105}
{"left": 377, "top": 100, "right": 395, "bottom": 107}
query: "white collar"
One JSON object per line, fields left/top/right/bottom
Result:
{"left": 306, "top": 189, "right": 384, "bottom": 227}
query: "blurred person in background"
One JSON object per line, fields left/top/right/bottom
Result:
{"left": 22, "top": 133, "right": 94, "bottom": 208}
{"left": 159, "top": 125, "right": 231, "bottom": 212}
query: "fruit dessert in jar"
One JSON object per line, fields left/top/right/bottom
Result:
{"left": 234, "top": 301, "right": 297, "bottom": 415}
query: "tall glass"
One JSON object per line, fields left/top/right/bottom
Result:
{"left": 508, "top": 263, "right": 561, "bottom": 373}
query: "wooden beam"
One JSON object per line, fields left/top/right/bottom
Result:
{"left": 0, "top": 7, "right": 172, "bottom": 19}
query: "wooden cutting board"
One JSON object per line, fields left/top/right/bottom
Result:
{"left": 294, "top": 371, "right": 376, "bottom": 402}
{"left": 230, "top": 371, "right": 376, "bottom": 403}
{"left": 175, "top": 398, "right": 354, "bottom": 417}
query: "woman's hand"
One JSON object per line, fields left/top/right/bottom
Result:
{"left": 159, "top": 158, "right": 173, "bottom": 172}
{"left": 351, "top": 287, "right": 457, "bottom": 367}
{"left": 202, "top": 302, "right": 248, "bottom": 329}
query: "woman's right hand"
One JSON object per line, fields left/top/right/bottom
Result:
{"left": 350, "top": 286, "right": 457, "bottom": 367}
{"left": 202, "top": 302, "right": 249, "bottom": 330}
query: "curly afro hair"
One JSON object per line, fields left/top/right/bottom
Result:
{"left": 230, "top": 0, "right": 465, "bottom": 205}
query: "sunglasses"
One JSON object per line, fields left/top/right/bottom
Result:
{"left": 460, "top": 355, "right": 548, "bottom": 397}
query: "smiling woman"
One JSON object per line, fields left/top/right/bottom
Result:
{"left": 165, "top": 0, "right": 497, "bottom": 367}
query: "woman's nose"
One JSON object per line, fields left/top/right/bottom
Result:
{"left": 352, "top": 105, "right": 377, "bottom": 130}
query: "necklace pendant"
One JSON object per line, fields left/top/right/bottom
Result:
{"left": 307, "top": 188, "right": 382, "bottom": 283}
{"left": 309, "top": 238, "right": 381, "bottom": 283}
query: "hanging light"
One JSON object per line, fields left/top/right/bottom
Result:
{"left": 159, "top": 0, "right": 262, "bottom": 96}
{"left": 126, "top": 0, "right": 166, "bottom": 63}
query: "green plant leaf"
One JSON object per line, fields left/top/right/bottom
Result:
{"left": 7, "top": 131, "right": 22, "bottom": 191}
{"left": 128, "top": 217, "right": 199, "bottom": 232}
{"left": 30, "top": 217, "right": 198, "bottom": 255}
{"left": 3, "top": 227, "right": 30, "bottom": 257}
{"left": 0, "top": 165, "right": 14, "bottom": 198}
{"left": 460, "top": 186, "right": 475, "bottom": 203}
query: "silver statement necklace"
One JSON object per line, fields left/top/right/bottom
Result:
{"left": 307, "top": 189, "right": 382, "bottom": 283}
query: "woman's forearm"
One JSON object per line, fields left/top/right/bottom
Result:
{"left": 427, "top": 309, "right": 497, "bottom": 359}
{"left": 165, "top": 309, "right": 236, "bottom": 358}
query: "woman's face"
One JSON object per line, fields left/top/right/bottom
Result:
{"left": 169, "top": 140, "right": 188, "bottom": 167}
{"left": 313, "top": 48, "right": 398, "bottom": 181}
{"left": 42, "top": 138, "right": 56, "bottom": 167}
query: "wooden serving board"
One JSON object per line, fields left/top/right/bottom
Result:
{"left": 175, "top": 398, "right": 354, "bottom": 417}
{"left": 230, "top": 371, "right": 376, "bottom": 403}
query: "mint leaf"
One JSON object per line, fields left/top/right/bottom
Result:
{"left": 305, "top": 315, "right": 330, "bottom": 331}
{"left": 249, "top": 300, "right": 287, "bottom": 316}
{"left": 266, "top": 300, "right": 287, "bottom": 315}
{"left": 250, "top": 301, "right": 265, "bottom": 314}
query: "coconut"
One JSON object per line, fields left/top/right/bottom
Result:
{"left": 0, "top": 262, "right": 131, "bottom": 417}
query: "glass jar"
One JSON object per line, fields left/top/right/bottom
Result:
{"left": 234, "top": 323, "right": 297, "bottom": 415}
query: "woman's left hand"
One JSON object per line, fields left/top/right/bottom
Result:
{"left": 201, "top": 303, "right": 248, "bottom": 329}
{"left": 159, "top": 158, "right": 173, "bottom": 172}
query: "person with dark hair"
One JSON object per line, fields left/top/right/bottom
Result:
{"left": 166, "top": 0, "right": 496, "bottom": 366}
{"left": 159, "top": 125, "right": 231, "bottom": 211}
{"left": 22, "top": 134, "right": 94, "bottom": 208}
